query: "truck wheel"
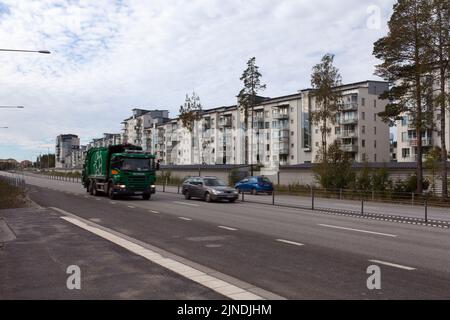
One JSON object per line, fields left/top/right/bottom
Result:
{"left": 142, "top": 194, "right": 151, "bottom": 200}
{"left": 89, "top": 181, "right": 94, "bottom": 195}
{"left": 92, "top": 182, "right": 99, "bottom": 196}
{"left": 108, "top": 183, "right": 116, "bottom": 200}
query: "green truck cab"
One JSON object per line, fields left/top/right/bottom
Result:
{"left": 82, "top": 144, "right": 158, "bottom": 200}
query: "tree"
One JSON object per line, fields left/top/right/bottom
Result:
{"left": 425, "top": 146, "right": 442, "bottom": 194}
{"left": 179, "top": 91, "right": 202, "bottom": 164}
{"left": 429, "top": 0, "right": 450, "bottom": 197}
{"left": 313, "top": 141, "right": 354, "bottom": 190}
{"left": 310, "top": 54, "right": 343, "bottom": 161}
{"left": 374, "top": 0, "right": 434, "bottom": 193}
{"left": 238, "top": 57, "right": 266, "bottom": 173}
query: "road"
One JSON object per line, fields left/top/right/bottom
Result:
{"left": 2, "top": 171, "right": 450, "bottom": 299}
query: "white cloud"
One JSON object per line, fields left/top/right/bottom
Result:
{"left": 0, "top": 0, "right": 395, "bottom": 160}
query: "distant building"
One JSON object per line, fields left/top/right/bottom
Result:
{"left": 55, "top": 134, "right": 80, "bottom": 168}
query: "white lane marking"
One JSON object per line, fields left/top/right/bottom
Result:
{"left": 318, "top": 224, "right": 397, "bottom": 238}
{"left": 54, "top": 211, "right": 265, "bottom": 300}
{"left": 173, "top": 201, "right": 199, "bottom": 207}
{"left": 178, "top": 217, "right": 192, "bottom": 221}
{"left": 127, "top": 206, "right": 135, "bottom": 209}
{"left": 150, "top": 210, "right": 160, "bottom": 214}
{"left": 369, "top": 260, "right": 416, "bottom": 271}
{"left": 218, "top": 226, "right": 237, "bottom": 231}
{"left": 276, "top": 239, "right": 304, "bottom": 247}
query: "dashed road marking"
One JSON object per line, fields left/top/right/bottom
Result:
{"left": 150, "top": 210, "right": 160, "bottom": 214}
{"left": 127, "top": 206, "right": 135, "bottom": 209}
{"left": 276, "top": 239, "right": 304, "bottom": 247}
{"left": 218, "top": 226, "right": 237, "bottom": 231}
{"left": 178, "top": 217, "right": 192, "bottom": 221}
{"left": 318, "top": 224, "right": 397, "bottom": 238}
{"left": 173, "top": 201, "right": 199, "bottom": 207}
{"left": 369, "top": 259, "right": 416, "bottom": 271}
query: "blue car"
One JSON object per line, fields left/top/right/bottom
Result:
{"left": 234, "top": 176, "right": 274, "bottom": 195}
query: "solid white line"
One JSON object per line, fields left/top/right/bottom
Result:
{"left": 218, "top": 226, "right": 237, "bottom": 231}
{"left": 318, "top": 224, "right": 397, "bottom": 237}
{"left": 369, "top": 259, "right": 416, "bottom": 271}
{"left": 276, "top": 239, "right": 304, "bottom": 247}
{"left": 52, "top": 209, "right": 265, "bottom": 300}
{"left": 150, "top": 210, "right": 160, "bottom": 214}
{"left": 178, "top": 217, "right": 192, "bottom": 221}
{"left": 173, "top": 201, "right": 199, "bottom": 207}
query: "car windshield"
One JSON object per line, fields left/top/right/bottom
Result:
{"left": 112, "top": 157, "right": 153, "bottom": 171}
{"left": 204, "top": 178, "right": 227, "bottom": 187}
{"left": 259, "top": 177, "right": 271, "bottom": 183}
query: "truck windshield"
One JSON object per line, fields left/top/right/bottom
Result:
{"left": 112, "top": 158, "right": 153, "bottom": 171}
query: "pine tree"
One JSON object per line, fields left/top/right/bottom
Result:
{"left": 374, "top": 0, "right": 434, "bottom": 193}
{"left": 238, "top": 57, "right": 266, "bottom": 171}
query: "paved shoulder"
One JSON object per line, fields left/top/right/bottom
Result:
{"left": 0, "top": 208, "right": 224, "bottom": 299}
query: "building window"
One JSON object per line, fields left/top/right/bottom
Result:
{"left": 374, "top": 127, "right": 377, "bottom": 135}
{"left": 374, "top": 140, "right": 377, "bottom": 148}
{"left": 374, "top": 153, "right": 377, "bottom": 162}
{"left": 401, "top": 117, "right": 408, "bottom": 126}
{"left": 402, "top": 148, "right": 410, "bottom": 158}
{"left": 315, "top": 142, "right": 319, "bottom": 147}
{"left": 291, "top": 143, "right": 294, "bottom": 148}
{"left": 291, "top": 131, "right": 294, "bottom": 136}
{"left": 362, "top": 140, "right": 366, "bottom": 147}
{"left": 335, "top": 127, "right": 341, "bottom": 134}
{"left": 291, "top": 119, "right": 294, "bottom": 124}
{"left": 362, "top": 126, "right": 366, "bottom": 134}
{"left": 291, "top": 155, "right": 294, "bottom": 159}
{"left": 362, "top": 153, "right": 367, "bottom": 161}
{"left": 266, "top": 144, "right": 270, "bottom": 151}
{"left": 361, "top": 112, "right": 365, "bottom": 120}
{"left": 361, "top": 98, "right": 365, "bottom": 106}
{"left": 374, "top": 113, "right": 377, "bottom": 121}
{"left": 291, "top": 107, "right": 294, "bottom": 112}
{"left": 374, "top": 100, "right": 377, "bottom": 108}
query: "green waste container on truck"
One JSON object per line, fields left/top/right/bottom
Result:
{"left": 82, "top": 144, "right": 159, "bottom": 200}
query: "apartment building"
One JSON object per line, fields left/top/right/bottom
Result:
{"left": 150, "top": 80, "right": 390, "bottom": 167}
{"left": 55, "top": 134, "right": 80, "bottom": 168}
{"left": 121, "top": 109, "right": 169, "bottom": 151}
{"left": 396, "top": 73, "right": 450, "bottom": 162}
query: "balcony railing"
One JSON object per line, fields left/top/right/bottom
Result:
{"left": 408, "top": 138, "right": 433, "bottom": 147}
{"left": 340, "top": 144, "right": 358, "bottom": 153}
{"left": 340, "top": 130, "right": 358, "bottom": 138}
{"left": 339, "top": 117, "right": 358, "bottom": 124}
{"left": 341, "top": 103, "right": 358, "bottom": 111}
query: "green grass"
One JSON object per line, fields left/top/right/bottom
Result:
{"left": 0, "top": 180, "right": 28, "bottom": 209}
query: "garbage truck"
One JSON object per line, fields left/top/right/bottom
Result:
{"left": 82, "top": 144, "right": 158, "bottom": 200}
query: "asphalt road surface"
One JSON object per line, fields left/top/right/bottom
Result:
{"left": 2, "top": 171, "right": 450, "bottom": 299}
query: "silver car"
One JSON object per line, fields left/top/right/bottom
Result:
{"left": 182, "top": 176, "right": 239, "bottom": 203}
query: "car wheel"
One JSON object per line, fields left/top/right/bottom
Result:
{"left": 205, "top": 192, "right": 212, "bottom": 202}
{"left": 251, "top": 188, "right": 257, "bottom": 195}
{"left": 184, "top": 191, "right": 191, "bottom": 200}
{"left": 108, "top": 182, "right": 116, "bottom": 200}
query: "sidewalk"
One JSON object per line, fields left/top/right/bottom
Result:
{"left": 0, "top": 207, "right": 223, "bottom": 299}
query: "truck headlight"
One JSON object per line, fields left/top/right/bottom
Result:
{"left": 150, "top": 185, "right": 155, "bottom": 189}
{"left": 118, "top": 184, "right": 126, "bottom": 189}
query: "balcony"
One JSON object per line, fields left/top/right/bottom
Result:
{"left": 341, "top": 103, "right": 358, "bottom": 111}
{"left": 272, "top": 113, "right": 289, "bottom": 120}
{"left": 340, "top": 144, "right": 358, "bottom": 153}
{"left": 408, "top": 138, "right": 433, "bottom": 147}
{"left": 340, "top": 130, "right": 358, "bottom": 138}
{"left": 339, "top": 117, "right": 358, "bottom": 125}
{"left": 219, "top": 117, "right": 232, "bottom": 127}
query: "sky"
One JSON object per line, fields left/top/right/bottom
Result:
{"left": 0, "top": 0, "right": 396, "bottom": 161}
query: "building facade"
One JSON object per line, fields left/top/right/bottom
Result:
{"left": 55, "top": 134, "right": 80, "bottom": 168}
{"left": 149, "top": 80, "right": 391, "bottom": 167}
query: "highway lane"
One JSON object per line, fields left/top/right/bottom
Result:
{"left": 27, "top": 183, "right": 450, "bottom": 299}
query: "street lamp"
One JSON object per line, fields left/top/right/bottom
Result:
{"left": 0, "top": 48, "right": 51, "bottom": 54}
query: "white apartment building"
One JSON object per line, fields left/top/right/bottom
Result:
{"left": 396, "top": 75, "right": 450, "bottom": 162}
{"left": 121, "top": 109, "right": 169, "bottom": 151}
{"left": 55, "top": 134, "right": 80, "bottom": 168}
{"left": 152, "top": 80, "right": 390, "bottom": 167}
